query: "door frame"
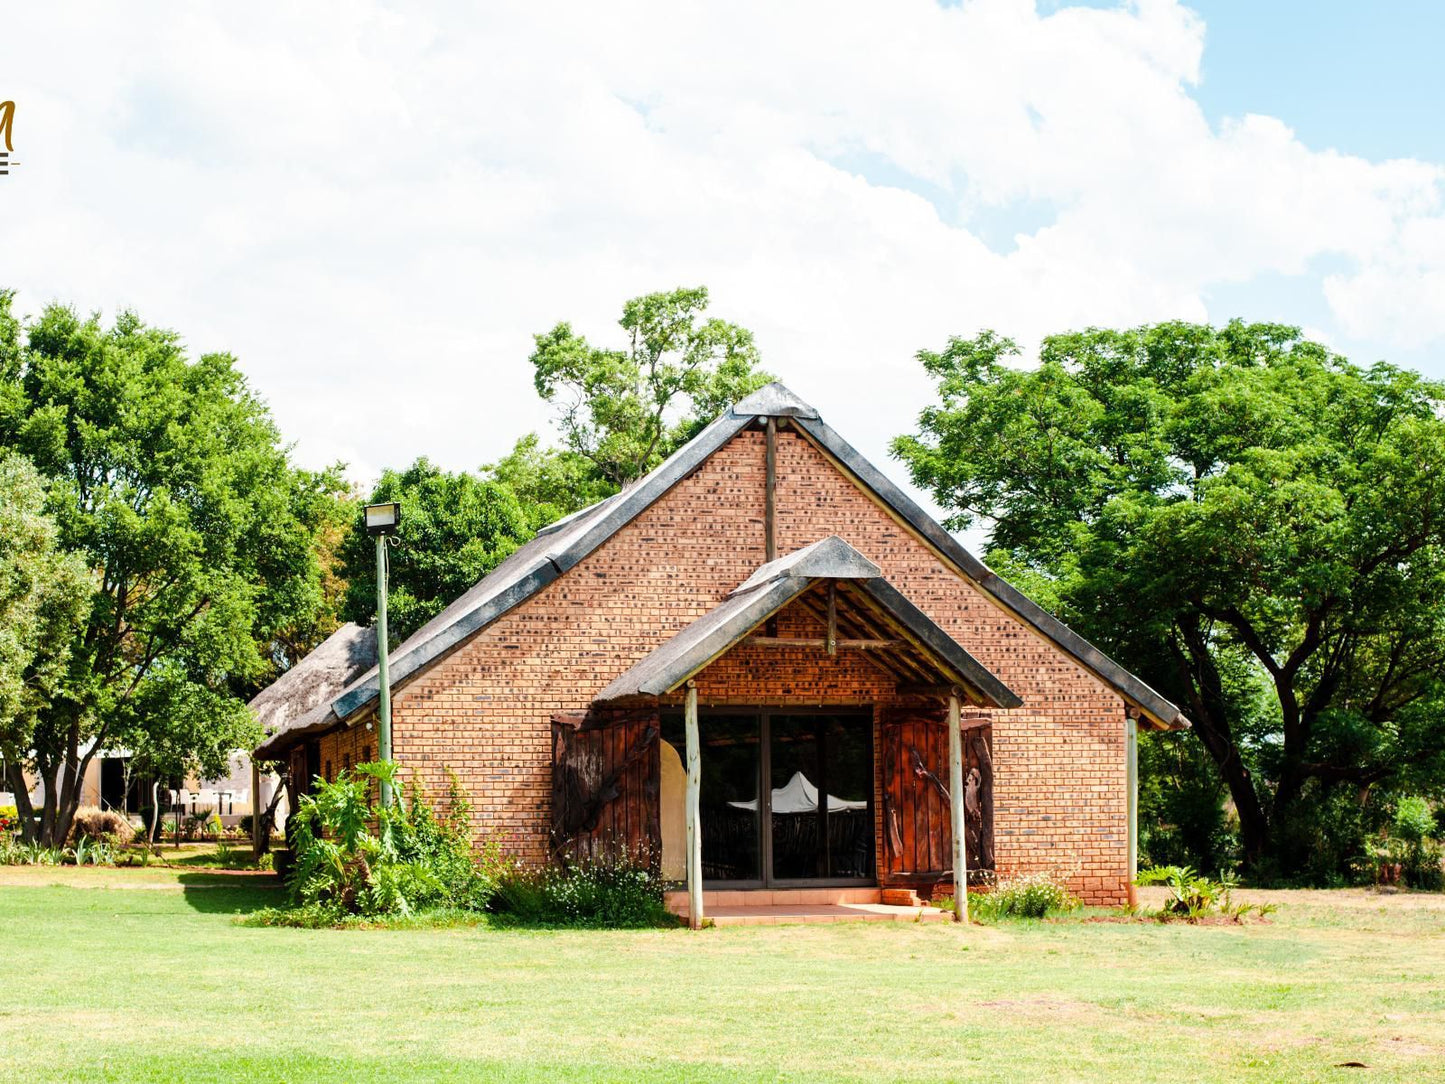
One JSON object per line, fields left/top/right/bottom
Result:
{"left": 667, "top": 705, "right": 876, "bottom": 890}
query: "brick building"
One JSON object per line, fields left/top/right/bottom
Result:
{"left": 255, "top": 383, "right": 1187, "bottom": 915}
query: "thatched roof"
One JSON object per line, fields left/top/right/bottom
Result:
{"left": 251, "top": 623, "right": 376, "bottom": 760}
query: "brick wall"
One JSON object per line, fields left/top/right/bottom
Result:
{"left": 365, "top": 423, "right": 1127, "bottom": 906}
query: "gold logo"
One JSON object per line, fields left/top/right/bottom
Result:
{"left": 0, "top": 101, "right": 17, "bottom": 176}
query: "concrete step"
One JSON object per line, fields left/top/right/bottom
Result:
{"left": 664, "top": 887, "right": 882, "bottom": 913}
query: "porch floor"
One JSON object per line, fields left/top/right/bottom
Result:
{"left": 664, "top": 888, "right": 950, "bottom": 926}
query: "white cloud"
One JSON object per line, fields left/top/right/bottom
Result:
{"left": 2, "top": 0, "right": 1443, "bottom": 498}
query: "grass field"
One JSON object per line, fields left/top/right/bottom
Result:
{"left": 2, "top": 867, "right": 1443, "bottom": 1083}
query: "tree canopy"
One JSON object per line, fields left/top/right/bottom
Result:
{"left": 893, "top": 321, "right": 1445, "bottom": 879}
{"left": 340, "top": 458, "right": 534, "bottom": 644}
{"left": 482, "top": 433, "right": 613, "bottom": 530}
{"left": 529, "top": 286, "right": 772, "bottom": 488}
{"left": 0, "top": 293, "right": 340, "bottom": 845}
{"left": 0, "top": 452, "right": 91, "bottom": 801}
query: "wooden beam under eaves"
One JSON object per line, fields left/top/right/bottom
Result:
{"left": 747, "top": 636, "right": 903, "bottom": 649}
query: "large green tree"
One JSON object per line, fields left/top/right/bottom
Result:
{"left": 0, "top": 452, "right": 91, "bottom": 814}
{"left": 529, "top": 286, "right": 772, "bottom": 488}
{"left": 0, "top": 294, "right": 337, "bottom": 846}
{"left": 341, "top": 458, "right": 534, "bottom": 644}
{"left": 482, "top": 433, "right": 613, "bottom": 529}
{"left": 893, "top": 322, "right": 1445, "bottom": 877}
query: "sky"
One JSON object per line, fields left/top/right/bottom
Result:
{"left": 2, "top": 1, "right": 1443, "bottom": 538}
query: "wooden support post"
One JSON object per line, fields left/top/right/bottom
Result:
{"left": 684, "top": 680, "right": 704, "bottom": 930}
{"left": 250, "top": 757, "right": 262, "bottom": 853}
{"left": 764, "top": 417, "right": 777, "bottom": 563}
{"left": 826, "top": 581, "right": 837, "bottom": 656}
{"left": 764, "top": 418, "right": 778, "bottom": 637}
{"left": 948, "top": 690, "right": 968, "bottom": 924}
{"left": 1126, "top": 711, "right": 1138, "bottom": 908}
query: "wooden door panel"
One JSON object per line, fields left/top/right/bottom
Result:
{"left": 880, "top": 707, "right": 993, "bottom": 886}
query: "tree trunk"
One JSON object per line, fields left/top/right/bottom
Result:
{"left": 254, "top": 778, "right": 287, "bottom": 857}
{"left": 1172, "top": 618, "right": 1271, "bottom": 864}
{"left": 5, "top": 761, "right": 37, "bottom": 844}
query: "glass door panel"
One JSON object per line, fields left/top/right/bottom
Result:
{"left": 698, "top": 714, "right": 761, "bottom": 883}
{"left": 768, "top": 716, "right": 825, "bottom": 880}
{"left": 767, "top": 713, "right": 874, "bottom": 883}
{"left": 824, "top": 716, "right": 873, "bottom": 879}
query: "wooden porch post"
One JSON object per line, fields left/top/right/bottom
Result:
{"left": 1126, "top": 711, "right": 1139, "bottom": 908}
{"left": 764, "top": 417, "right": 777, "bottom": 563}
{"left": 948, "top": 690, "right": 968, "bottom": 924}
{"left": 684, "top": 680, "right": 704, "bottom": 930}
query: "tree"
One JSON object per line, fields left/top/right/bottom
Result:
{"left": 0, "top": 295, "right": 335, "bottom": 846}
{"left": 482, "top": 433, "right": 613, "bottom": 530}
{"left": 893, "top": 321, "right": 1445, "bottom": 877}
{"left": 529, "top": 286, "right": 772, "bottom": 488}
{"left": 0, "top": 452, "right": 91, "bottom": 823}
{"left": 256, "top": 473, "right": 356, "bottom": 686}
{"left": 340, "top": 458, "right": 534, "bottom": 644}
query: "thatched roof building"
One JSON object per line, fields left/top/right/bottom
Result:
{"left": 251, "top": 623, "right": 376, "bottom": 761}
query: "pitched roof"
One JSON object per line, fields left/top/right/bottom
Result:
{"left": 594, "top": 535, "right": 1021, "bottom": 708}
{"left": 270, "top": 380, "right": 1186, "bottom": 757}
{"left": 251, "top": 623, "right": 377, "bottom": 760}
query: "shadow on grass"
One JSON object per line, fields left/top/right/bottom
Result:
{"left": 177, "top": 869, "right": 283, "bottom": 915}
{"left": 485, "top": 912, "right": 684, "bottom": 932}
{"left": 165, "top": 847, "right": 261, "bottom": 869}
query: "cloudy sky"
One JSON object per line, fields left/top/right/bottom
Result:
{"left": 4, "top": 1, "right": 1444, "bottom": 519}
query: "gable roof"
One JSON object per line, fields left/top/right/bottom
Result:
{"left": 595, "top": 535, "right": 1022, "bottom": 708}
{"left": 313, "top": 381, "right": 1187, "bottom": 744}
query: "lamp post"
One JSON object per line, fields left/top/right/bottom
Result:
{"left": 364, "top": 501, "right": 401, "bottom": 807}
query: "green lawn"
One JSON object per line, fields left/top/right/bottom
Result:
{"left": 2, "top": 868, "right": 1443, "bottom": 1083}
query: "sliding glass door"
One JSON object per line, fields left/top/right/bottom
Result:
{"left": 663, "top": 708, "right": 874, "bottom": 887}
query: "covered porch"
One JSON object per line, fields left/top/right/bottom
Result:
{"left": 551, "top": 536, "right": 1021, "bottom": 927}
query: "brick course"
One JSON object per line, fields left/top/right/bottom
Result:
{"left": 321, "top": 424, "right": 1129, "bottom": 906}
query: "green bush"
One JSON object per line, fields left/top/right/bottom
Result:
{"left": 284, "top": 761, "right": 498, "bottom": 923}
{"left": 1402, "top": 841, "right": 1445, "bottom": 892}
{"left": 1136, "top": 865, "right": 1274, "bottom": 921}
{"left": 1360, "top": 796, "right": 1444, "bottom": 891}
{"left": 964, "top": 871, "right": 1080, "bottom": 922}
{"left": 66, "top": 835, "right": 115, "bottom": 866}
{"left": 0, "top": 838, "right": 64, "bottom": 865}
{"left": 1394, "top": 796, "right": 1436, "bottom": 843}
{"left": 493, "top": 851, "right": 672, "bottom": 928}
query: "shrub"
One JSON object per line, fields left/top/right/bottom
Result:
{"left": 0, "top": 805, "right": 18, "bottom": 834}
{"left": 1394, "top": 796, "right": 1436, "bottom": 844}
{"left": 0, "top": 838, "right": 64, "bottom": 865}
{"left": 284, "top": 761, "right": 498, "bottom": 923}
{"left": 1361, "top": 796, "right": 1444, "bottom": 891}
{"left": 493, "top": 851, "right": 672, "bottom": 928}
{"left": 1402, "top": 841, "right": 1445, "bottom": 892}
{"left": 66, "top": 835, "right": 115, "bottom": 866}
{"left": 70, "top": 806, "right": 133, "bottom": 844}
{"left": 967, "top": 870, "right": 1080, "bottom": 922}
{"left": 1136, "top": 865, "right": 1273, "bottom": 921}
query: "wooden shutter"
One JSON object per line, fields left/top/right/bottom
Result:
{"left": 550, "top": 707, "right": 661, "bottom": 867}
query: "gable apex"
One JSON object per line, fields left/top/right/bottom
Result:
{"left": 730, "top": 381, "right": 820, "bottom": 419}
{"left": 730, "top": 535, "right": 881, "bottom": 596}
